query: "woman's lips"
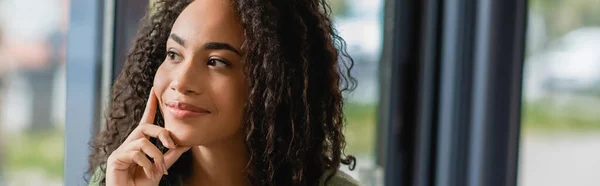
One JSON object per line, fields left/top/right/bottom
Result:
{"left": 165, "top": 100, "right": 210, "bottom": 119}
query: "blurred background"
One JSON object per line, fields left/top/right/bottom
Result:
{"left": 0, "top": 0, "right": 67, "bottom": 185}
{"left": 0, "top": 0, "right": 597, "bottom": 186}
{"left": 519, "top": 0, "right": 600, "bottom": 186}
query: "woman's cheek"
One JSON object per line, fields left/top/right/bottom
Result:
{"left": 153, "top": 64, "right": 170, "bottom": 93}
{"left": 226, "top": 77, "right": 247, "bottom": 122}
{"left": 153, "top": 64, "right": 171, "bottom": 110}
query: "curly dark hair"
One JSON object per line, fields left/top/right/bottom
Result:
{"left": 88, "top": 0, "right": 357, "bottom": 185}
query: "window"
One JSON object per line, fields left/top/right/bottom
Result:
{"left": 519, "top": 1, "right": 600, "bottom": 186}
{"left": 0, "top": 0, "right": 68, "bottom": 185}
{"left": 328, "top": 0, "right": 384, "bottom": 185}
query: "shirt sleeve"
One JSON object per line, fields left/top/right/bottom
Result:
{"left": 321, "top": 170, "right": 362, "bottom": 186}
{"left": 88, "top": 166, "right": 105, "bottom": 186}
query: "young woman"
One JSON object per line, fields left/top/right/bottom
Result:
{"left": 88, "top": 0, "right": 359, "bottom": 185}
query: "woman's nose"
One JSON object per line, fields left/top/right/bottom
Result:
{"left": 169, "top": 79, "right": 199, "bottom": 95}
{"left": 169, "top": 64, "right": 203, "bottom": 95}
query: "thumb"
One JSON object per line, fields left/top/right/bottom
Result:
{"left": 164, "top": 146, "right": 192, "bottom": 173}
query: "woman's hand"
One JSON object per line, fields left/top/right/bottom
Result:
{"left": 106, "top": 88, "right": 190, "bottom": 186}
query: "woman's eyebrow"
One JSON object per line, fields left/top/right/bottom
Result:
{"left": 170, "top": 33, "right": 186, "bottom": 47}
{"left": 203, "top": 42, "right": 242, "bottom": 56}
{"left": 170, "top": 33, "right": 241, "bottom": 56}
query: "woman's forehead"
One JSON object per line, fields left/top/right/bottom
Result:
{"left": 169, "top": 0, "right": 243, "bottom": 50}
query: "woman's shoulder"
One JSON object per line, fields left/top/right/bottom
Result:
{"left": 319, "top": 169, "right": 362, "bottom": 186}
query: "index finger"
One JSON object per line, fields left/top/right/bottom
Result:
{"left": 141, "top": 87, "right": 158, "bottom": 124}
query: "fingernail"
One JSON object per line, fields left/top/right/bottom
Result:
{"left": 170, "top": 138, "right": 176, "bottom": 149}
{"left": 163, "top": 163, "right": 169, "bottom": 175}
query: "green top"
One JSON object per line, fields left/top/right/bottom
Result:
{"left": 88, "top": 166, "right": 361, "bottom": 186}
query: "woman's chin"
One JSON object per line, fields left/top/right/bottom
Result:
{"left": 166, "top": 128, "right": 204, "bottom": 146}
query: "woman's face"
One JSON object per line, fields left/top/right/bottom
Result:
{"left": 153, "top": 0, "right": 246, "bottom": 146}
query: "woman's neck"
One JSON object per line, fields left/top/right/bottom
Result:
{"left": 184, "top": 132, "right": 250, "bottom": 186}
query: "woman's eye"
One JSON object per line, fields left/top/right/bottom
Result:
{"left": 207, "top": 58, "right": 229, "bottom": 68}
{"left": 166, "top": 51, "right": 182, "bottom": 62}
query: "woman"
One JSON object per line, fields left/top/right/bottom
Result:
{"left": 88, "top": 0, "right": 359, "bottom": 185}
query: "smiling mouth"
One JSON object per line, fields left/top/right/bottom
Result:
{"left": 165, "top": 100, "right": 210, "bottom": 119}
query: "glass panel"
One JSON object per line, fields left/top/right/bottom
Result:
{"left": 329, "top": 0, "right": 384, "bottom": 185}
{"left": 519, "top": 1, "right": 600, "bottom": 186}
{"left": 0, "top": 0, "right": 68, "bottom": 185}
